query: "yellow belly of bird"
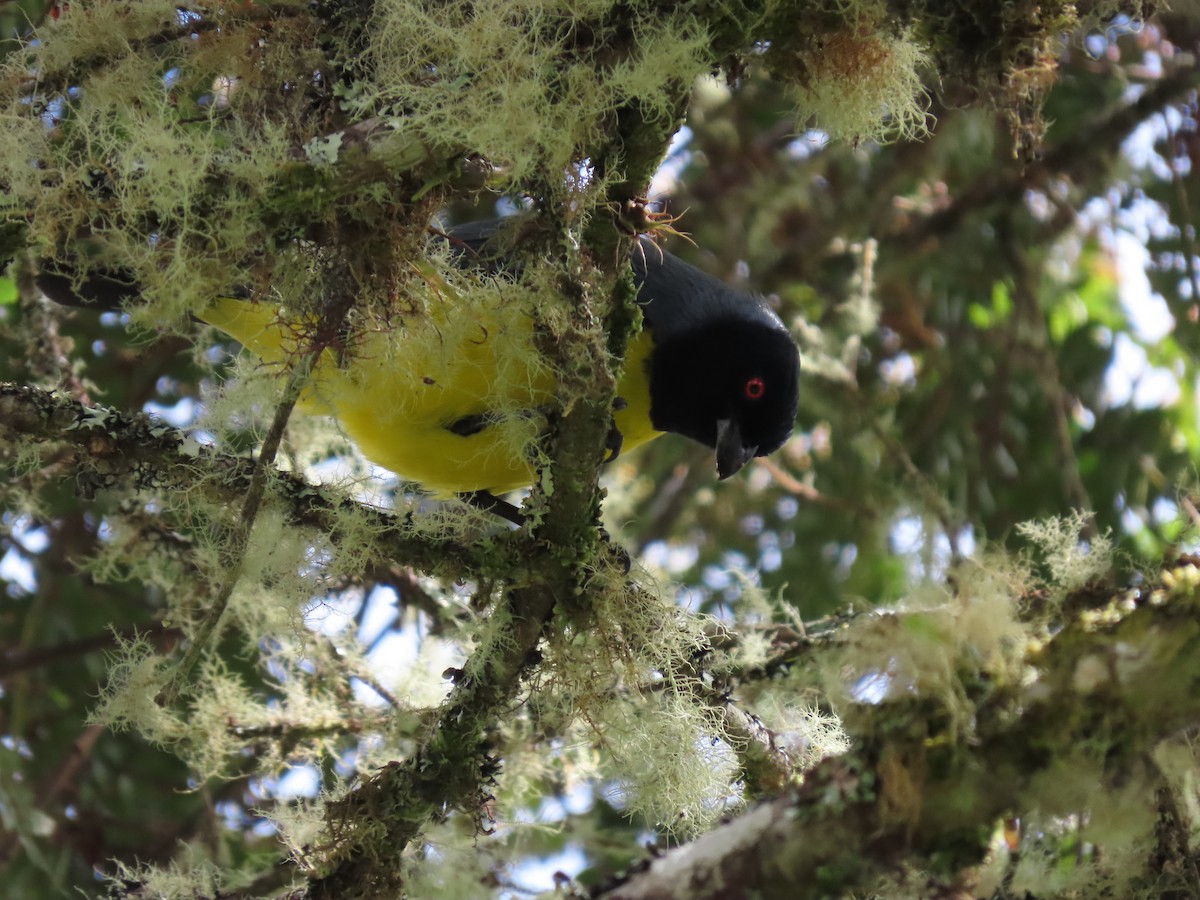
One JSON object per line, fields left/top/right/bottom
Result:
{"left": 199, "top": 297, "right": 661, "bottom": 495}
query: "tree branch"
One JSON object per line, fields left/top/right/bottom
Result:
{"left": 898, "top": 62, "right": 1200, "bottom": 251}
{"left": 0, "top": 382, "right": 524, "bottom": 583}
{"left": 592, "top": 578, "right": 1200, "bottom": 899}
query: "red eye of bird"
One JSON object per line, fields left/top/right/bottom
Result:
{"left": 744, "top": 377, "right": 766, "bottom": 400}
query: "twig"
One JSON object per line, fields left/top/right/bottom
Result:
{"left": 591, "top": 579, "right": 1200, "bottom": 900}
{"left": 998, "top": 215, "right": 1095, "bottom": 533}
{"left": 871, "top": 420, "right": 966, "bottom": 563}
{"left": 755, "top": 456, "right": 870, "bottom": 514}
{"left": 160, "top": 352, "right": 316, "bottom": 704}
{"left": 0, "top": 723, "right": 105, "bottom": 871}
{"left": 1166, "top": 115, "right": 1200, "bottom": 325}
{"left": 0, "top": 383, "right": 524, "bottom": 582}
{"left": 0, "top": 621, "right": 179, "bottom": 681}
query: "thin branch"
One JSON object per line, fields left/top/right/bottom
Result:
{"left": 0, "top": 621, "right": 179, "bottom": 681}
{"left": 897, "top": 63, "right": 1200, "bottom": 251}
{"left": 999, "top": 214, "right": 1095, "bottom": 532}
{"left": 161, "top": 349, "right": 317, "bottom": 704}
{"left": 870, "top": 418, "right": 967, "bottom": 563}
{"left": 755, "top": 456, "right": 873, "bottom": 514}
{"left": 1166, "top": 114, "right": 1200, "bottom": 323}
{"left": 0, "top": 383, "right": 525, "bottom": 583}
{"left": 591, "top": 579, "right": 1200, "bottom": 900}
{"left": 0, "top": 723, "right": 104, "bottom": 872}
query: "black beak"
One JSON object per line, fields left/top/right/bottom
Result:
{"left": 715, "top": 418, "right": 757, "bottom": 480}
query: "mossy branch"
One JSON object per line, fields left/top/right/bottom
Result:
{"left": 0, "top": 382, "right": 524, "bottom": 582}
{"left": 302, "top": 57, "right": 699, "bottom": 885}
{"left": 303, "top": 201, "right": 640, "bottom": 893}
{"left": 1, "top": 2, "right": 1162, "bottom": 897}
{"left": 592, "top": 579, "right": 1200, "bottom": 900}
{"left": 8, "top": 1, "right": 309, "bottom": 96}
{"left": 158, "top": 346, "right": 314, "bottom": 705}
{"left": 898, "top": 61, "right": 1200, "bottom": 251}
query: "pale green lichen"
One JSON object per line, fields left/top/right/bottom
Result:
{"left": 1016, "top": 510, "right": 1113, "bottom": 594}
{"left": 6, "top": 5, "right": 1156, "bottom": 899}
{"left": 812, "top": 533, "right": 1040, "bottom": 735}
{"left": 806, "top": 26, "right": 929, "bottom": 143}
{"left": 85, "top": 504, "right": 226, "bottom": 633}
{"left": 754, "top": 697, "right": 850, "bottom": 770}
{"left": 227, "top": 505, "right": 315, "bottom": 626}
{"left": 360, "top": 0, "right": 708, "bottom": 184}
{"left": 0, "top": 1, "right": 334, "bottom": 328}
{"left": 597, "top": 691, "right": 742, "bottom": 834}
{"left": 270, "top": 797, "right": 329, "bottom": 874}
{"left": 87, "top": 630, "right": 185, "bottom": 744}
{"left": 527, "top": 561, "right": 746, "bottom": 835}
{"left": 108, "top": 854, "right": 226, "bottom": 900}
{"left": 772, "top": 12, "right": 932, "bottom": 144}
{"left": 400, "top": 819, "right": 505, "bottom": 899}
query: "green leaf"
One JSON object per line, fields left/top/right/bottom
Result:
{"left": 0, "top": 276, "right": 15, "bottom": 305}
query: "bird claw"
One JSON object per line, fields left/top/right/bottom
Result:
{"left": 458, "top": 491, "right": 525, "bottom": 526}
{"left": 604, "top": 398, "right": 627, "bottom": 463}
{"left": 604, "top": 426, "right": 624, "bottom": 463}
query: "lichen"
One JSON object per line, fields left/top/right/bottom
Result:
{"left": 87, "top": 629, "right": 184, "bottom": 745}
{"left": 759, "top": 0, "right": 932, "bottom": 144}
{"left": 1016, "top": 511, "right": 1113, "bottom": 595}
{"left": 359, "top": 0, "right": 708, "bottom": 184}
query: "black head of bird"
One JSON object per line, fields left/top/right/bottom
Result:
{"left": 633, "top": 238, "right": 801, "bottom": 479}
{"left": 444, "top": 217, "right": 801, "bottom": 481}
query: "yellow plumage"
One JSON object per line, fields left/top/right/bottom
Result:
{"left": 199, "top": 293, "right": 660, "bottom": 495}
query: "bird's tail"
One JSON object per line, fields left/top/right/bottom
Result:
{"left": 36, "top": 264, "right": 301, "bottom": 363}
{"left": 35, "top": 267, "right": 138, "bottom": 312}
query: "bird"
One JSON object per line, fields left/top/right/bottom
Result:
{"left": 36, "top": 217, "right": 801, "bottom": 497}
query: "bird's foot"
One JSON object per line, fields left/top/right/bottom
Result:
{"left": 604, "top": 397, "right": 627, "bottom": 463}
{"left": 458, "top": 491, "right": 524, "bottom": 527}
